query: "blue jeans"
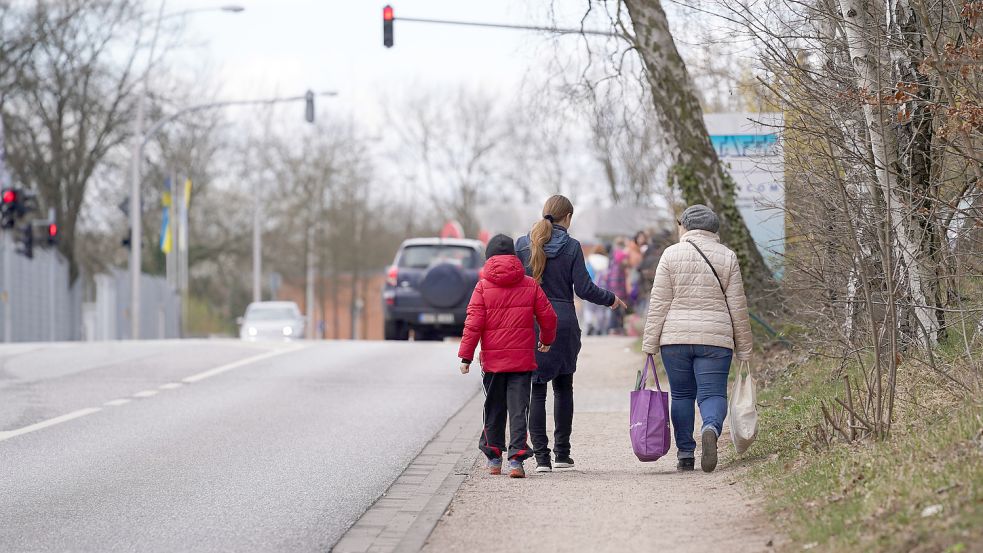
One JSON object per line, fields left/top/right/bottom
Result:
{"left": 660, "top": 344, "right": 733, "bottom": 459}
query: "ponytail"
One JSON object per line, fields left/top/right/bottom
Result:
{"left": 528, "top": 195, "right": 575, "bottom": 283}
{"left": 529, "top": 218, "right": 553, "bottom": 283}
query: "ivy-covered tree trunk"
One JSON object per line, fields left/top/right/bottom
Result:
{"left": 622, "top": 0, "right": 774, "bottom": 307}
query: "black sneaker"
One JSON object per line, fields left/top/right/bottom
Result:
{"left": 677, "top": 458, "right": 695, "bottom": 471}
{"left": 554, "top": 455, "right": 575, "bottom": 469}
{"left": 535, "top": 455, "right": 552, "bottom": 473}
{"left": 701, "top": 428, "right": 718, "bottom": 473}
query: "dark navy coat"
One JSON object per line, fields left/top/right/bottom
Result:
{"left": 516, "top": 225, "right": 616, "bottom": 384}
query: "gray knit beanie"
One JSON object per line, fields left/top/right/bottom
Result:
{"left": 680, "top": 204, "right": 720, "bottom": 233}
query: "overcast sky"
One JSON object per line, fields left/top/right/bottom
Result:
{"left": 165, "top": 0, "right": 605, "bottom": 129}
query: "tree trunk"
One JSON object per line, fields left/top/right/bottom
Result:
{"left": 838, "top": 0, "right": 941, "bottom": 347}
{"left": 622, "top": 0, "right": 774, "bottom": 308}
{"left": 889, "top": 0, "right": 947, "bottom": 344}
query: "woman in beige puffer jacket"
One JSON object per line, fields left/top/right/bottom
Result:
{"left": 642, "top": 204, "right": 753, "bottom": 473}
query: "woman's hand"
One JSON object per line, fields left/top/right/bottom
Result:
{"left": 459, "top": 363, "right": 470, "bottom": 374}
{"left": 610, "top": 297, "right": 627, "bottom": 311}
{"left": 537, "top": 342, "right": 551, "bottom": 353}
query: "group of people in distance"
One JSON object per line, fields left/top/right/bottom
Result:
{"left": 582, "top": 228, "right": 673, "bottom": 337}
{"left": 457, "top": 194, "right": 753, "bottom": 478}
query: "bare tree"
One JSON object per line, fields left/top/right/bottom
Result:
{"left": 587, "top": 85, "right": 671, "bottom": 206}
{"left": 1, "top": 0, "right": 145, "bottom": 280}
{"left": 392, "top": 86, "right": 511, "bottom": 237}
{"left": 705, "top": 0, "right": 983, "bottom": 439}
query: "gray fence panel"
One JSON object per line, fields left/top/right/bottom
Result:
{"left": 0, "top": 234, "right": 177, "bottom": 342}
{"left": 111, "top": 269, "right": 180, "bottom": 340}
{"left": 0, "top": 233, "right": 81, "bottom": 342}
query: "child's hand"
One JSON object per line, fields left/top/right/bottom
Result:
{"left": 459, "top": 363, "right": 470, "bottom": 374}
{"left": 537, "top": 342, "right": 551, "bottom": 353}
{"left": 610, "top": 297, "right": 627, "bottom": 311}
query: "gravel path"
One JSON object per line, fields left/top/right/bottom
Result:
{"left": 422, "top": 337, "right": 779, "bottom": 553}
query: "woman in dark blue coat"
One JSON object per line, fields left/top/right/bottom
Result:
{"left": 516, "top": 195, "right": 626, "bottom": 472}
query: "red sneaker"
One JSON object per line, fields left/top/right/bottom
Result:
{"left": 508, "top": 460, "right": 526, "bottom": 478}
{"left": 487, "top": 458, "right": 503, "bottom": 475}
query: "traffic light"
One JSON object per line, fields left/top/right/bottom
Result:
{"left": 305, "top": 90, "right": 315, "bottom": 123}
{"left": 1, "top": 188, "right": 19, "bottom": 229}
{"left": 45, "top": 223, "right": 57, "bottom": 247}
{"left": 15, "top": 223, "right": 32, "bottom": 259}
{"left": 383, "top": 5, "right": 394, "bottom": 48}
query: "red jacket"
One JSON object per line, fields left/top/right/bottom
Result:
{"left": 458, "top": 255, "right": 558, "bottom": 373}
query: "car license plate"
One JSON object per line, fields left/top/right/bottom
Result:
{"left": 419, "top": 313, "right": 454, "bottom": 324}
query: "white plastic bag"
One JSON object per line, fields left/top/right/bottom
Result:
{"left": 729, "top": 360, "right": 758, "bottom": 454}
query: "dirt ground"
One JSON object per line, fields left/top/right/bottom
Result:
{"left": 422, "top": 337, "right": 780, "bottom": 553}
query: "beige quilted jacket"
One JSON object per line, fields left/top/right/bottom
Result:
{"left": 641, "top": 230, "right": 753, "bottom": 360}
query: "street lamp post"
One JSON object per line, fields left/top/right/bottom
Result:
{"left": 129, "top": 91, "right": 337, "bottom": 338}
{"left": 128, "top": 2, "right": 244, "bottom": 339}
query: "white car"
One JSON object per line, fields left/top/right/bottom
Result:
{"left": 238, "top": 301, "right": 306, "bottom": 341}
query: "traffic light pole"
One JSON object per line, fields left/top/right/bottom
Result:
{"left": 128, "top": 91, "right": 336, "bottom": 339}
{"left": 392, "top": 16, "right": 624, "bottom": 38}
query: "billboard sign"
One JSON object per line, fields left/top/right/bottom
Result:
{"left": 705, "top": 113, "right": 784, "bottom": 276}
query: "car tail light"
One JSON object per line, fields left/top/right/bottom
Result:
{"left": 386, "top": 265, "right": 398, "bottom": 287}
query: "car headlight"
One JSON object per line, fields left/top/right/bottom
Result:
{"left": 248, "top": 327, "right": 258, "bottom": 336}
{"left": 282, "top": 326, "right": 293, "bottom": 336}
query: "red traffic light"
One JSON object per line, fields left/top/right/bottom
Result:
{"left": 383, "top": 5, "right": 393, "bottom": 21}
{"left": 48, "top": 223, "right": 57, "bottom": 238}
{"left": 2, "top": 189, "right": 15, "bottom": 204}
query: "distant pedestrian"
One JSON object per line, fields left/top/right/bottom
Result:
{"left": 605, "top": 241, "right": 630, "bottom": 335}
{"left": 516, "top": 195, "right": 627, "bottom": 473}
{"left": 459, "top": 234, "right": 558, "bottom": 479}
{"left": 627, "top": 231, "right": 648, "bottom": 310}
{"left": 635, "top": 230, "right": 672, "bottom": 314}
{"left": 583, "top": 245, "right": 611, "bottom": 336}
{"left": 641, "top": 205, "right": 753, "bottom": 473}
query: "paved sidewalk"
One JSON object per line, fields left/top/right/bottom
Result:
{"left": 421, "top": 337, "right": 779, "bottom": 553}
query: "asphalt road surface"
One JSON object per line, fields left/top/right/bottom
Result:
{"left": 0, "top": 339, "right": 479, "bottom": 552}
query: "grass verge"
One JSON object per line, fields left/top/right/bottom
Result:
{"left": 730, "top": 357, "right": 983, "bottom": 552}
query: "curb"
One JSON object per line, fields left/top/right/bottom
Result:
{"left": 331, "top": 391, "right": 483, "bottom": 553}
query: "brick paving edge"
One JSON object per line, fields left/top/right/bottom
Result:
{"left": 330, "top": 390, "right": 483, "bottom": 553}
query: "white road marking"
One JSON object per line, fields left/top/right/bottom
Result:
{"left": 0, "top": 408, "right": 102, "bottom": 443}
{"left": 182, "top": 346, "right": 303, "bottom": 384}
{"left": 0, "top": 345, "right": 304, "bottom": 445}
{"left": 104, "top": 399, "right": 132, "bottom": 407}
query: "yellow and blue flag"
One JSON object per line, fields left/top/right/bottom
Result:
{"left": 159, "top": 190, "right": 172, "bottom": 254}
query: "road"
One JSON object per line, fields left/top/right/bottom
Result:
{"left": 0, "top": 339, "right": 479, "bottom": 552}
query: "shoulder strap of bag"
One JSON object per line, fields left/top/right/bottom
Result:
{"left": 685, "top": 240, "right": 732, "bottom": 324}
{"left": 641, "top": 354, "right": 664, "bottom": 392}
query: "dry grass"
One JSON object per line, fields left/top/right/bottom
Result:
{"left": 729, "top": 355, "right": 983, "bottom": 552}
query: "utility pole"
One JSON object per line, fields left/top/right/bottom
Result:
{"left": 128, "top": 3, "right": 245, "bottom": 339}
{"left": 302, "top": 97, "right": 317, "bottom": 338}
{"left": 252, "top": 177, "right": 262, "bottom": 303}
{"left": 177, "top": 176, "right": 189, "bottom": 334}
{"left": 127, "top": 97, "right": 146, "bottom": 339}
{"left": 305, "top": 222, "right": 316, "bottom": 339}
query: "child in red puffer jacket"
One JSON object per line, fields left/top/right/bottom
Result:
{"left": 459, "top": 234, "right": 558, "bottom": 479}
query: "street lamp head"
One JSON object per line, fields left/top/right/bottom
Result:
{"left": 220, "top": 5, "right": 245, "bottom": 12}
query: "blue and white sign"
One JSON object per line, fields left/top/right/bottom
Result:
{"left": 705, "top": 113, "right": 785, "bottom": 276}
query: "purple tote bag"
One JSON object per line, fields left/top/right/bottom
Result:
{"left": 630, "top": 354, "right": 671, "bottom": 462}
